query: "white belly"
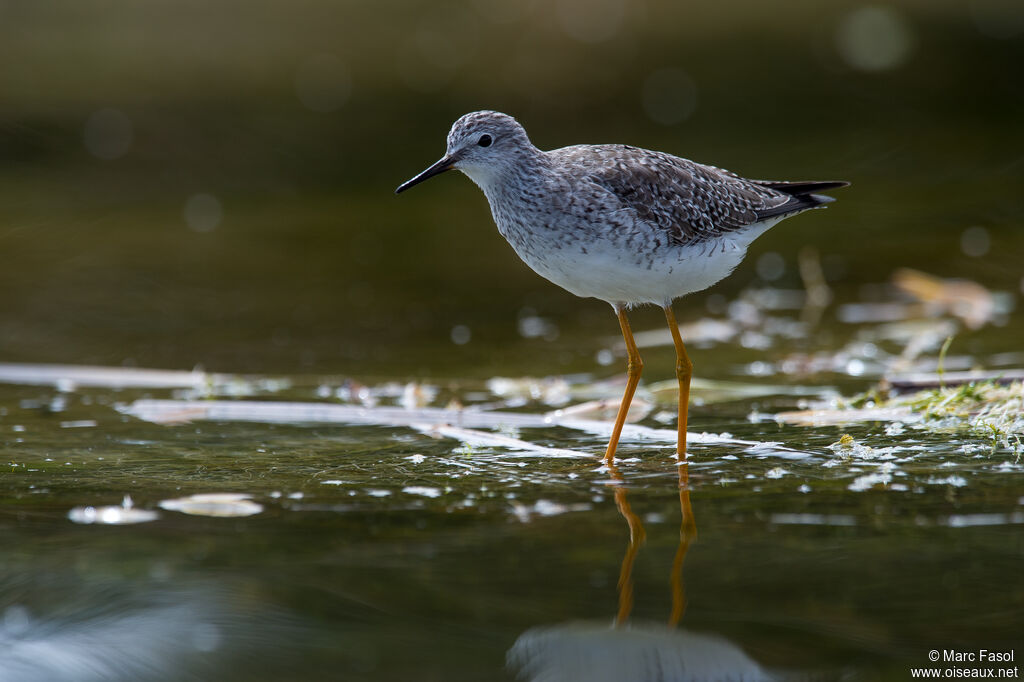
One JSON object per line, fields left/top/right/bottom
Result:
{"left": 513, "top": 221, "right": 779, "bottom": 306}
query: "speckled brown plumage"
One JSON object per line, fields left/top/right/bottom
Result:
{"left": 552, "top": 144, "right": 844, "bottom": 247}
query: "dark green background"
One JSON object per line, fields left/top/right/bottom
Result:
{"left": 1, "top": 0, "right": 1021, "bottom": 377}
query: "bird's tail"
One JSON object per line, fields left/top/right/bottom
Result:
{"left": 757, "top": 179, "right": 849, "bottom": 211}
{"left": 749, "top": 179, "right": 849, "bottom": 220}
{"left": 757, "top": 180, "right": 850, "bottom": 195}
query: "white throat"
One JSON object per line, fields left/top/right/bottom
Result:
{"left": 457, "top": 163, "right": 508, "bottom": 195}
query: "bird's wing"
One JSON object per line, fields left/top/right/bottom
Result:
{"left": 553, "top": 145, "right": 809, "bottom": 246}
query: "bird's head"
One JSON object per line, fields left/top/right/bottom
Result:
{"left": 395, "top": 111, "right": 534, "bottom": 194}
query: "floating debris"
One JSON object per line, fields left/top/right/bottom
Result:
{"left": 122, "top": 399, "right": 804, "bottom": 456}
{"left": 331, "top": 379, "right": 377, "bottom": 406}
{"left": 413, "top": 423, "right": 588, "bottom": 458}
{"left": 124, "top": 399, "right": 549, "bottom": 428}
{"left": 60, "top": 420, "right": 98, "bottom": 429}
{"left": 892, "top": 268, "right": 1002, "bottom": 330}
{"left": 567, "top": 375, "right": 650, "bottom": 403}
{"left": 832, "top": 433, "right": 856, "bottom": 450}
{"left": 905, "top": 380, "right": 1023, "bottom": 447}
{"left": 885, "top": 369, "right": 1024, "bottom": 391}
{"left": 871, "top": 319, "right": 963, "bottom": 376}
{"left": 0, "top": 363, "right": 215, "bottom": 390}
{"left": 777, "top": 406, "right": 915, "bottom": 427}
{"left": 68, "top": 495, "right": 159, "bottom": 525}
{"left": 864, "top": 317, "right": 958, "bottom": 349}
{"left": 770, "top": 513, "right": 856, "bottom": 526}
{"left": 925, "top": 475, "right": 968, "bottom": 488}
{"left": 158, "top": 493, "right": 263, "bottom": 518}
{"left": 400, "top": 382, "right": 439, "bottom": 409}
{"left": 0, "top": 362, "right": 290, "bottom": 396}
{"left": 632, "top": 317, "right": 738, "bottom": 348}
{"left": 847, "top": 472, "right": 892, "bottom": 492}
{"left": 511, "top": 499, "right": 591, "bottom": 523}
{"left": 743, "top": 287, "right": 807, "bottom": 311}
{"left": 885, "top": 422, "right": 907, "bottom": 436}
{"left": 648, "top": 377, "right": 831, "bottom": 406}
{"left": 487, "top": 376, "right": 571, "bottom": 406}
{"left": 401, "top": 486, "right": 442, "bottom": 498}
{"left": 837, "top": 301, "right": 919, "bottom": 324}
{"left": 547, "top": 397, "right": 652, "bottom": 423}
{"left": 631, "top": 287, "right": 811, "bottom": 351}
{"left": 941, "top": 512, "right": 1024, "bottom": 527}
{"left": 779, "top": 378, "right": 1024, "bottom": 452}
{"left": 753, "top": 345, "right": 890, "bottom": 379}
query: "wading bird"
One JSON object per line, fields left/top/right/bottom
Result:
{"left": 397, "top": 111, "right": 846, "bottom": 462}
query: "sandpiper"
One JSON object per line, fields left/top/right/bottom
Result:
{"left": 396, "top": 111, "right": 847, "bottom": 462}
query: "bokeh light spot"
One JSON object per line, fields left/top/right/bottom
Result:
{"left": 960, "top": 226, "right": 990, "bottom": 257}
{"left": 294, "top": 54, "right": 351, "bottom": 113}
{"left": 641, "top": 68, "right": 697, "bottom": 126}
{"left": 836, "top": 6, "right": 913, "bottom": 72}
{"left": 756, "top": 252, "right": 786, "bottom": 281}
{"left": 397, "top": 9, "right": 479, "bottom": 94}
{"left": 184, "top": 193, "right": 224, "bottom": 233}
{"left": 472, "top": 0, "right": 529, "bottom": 24}
{"left": 83, "top": 108, "right": 133, "bottom": 160}
{"left": 970, "top": 0, "right": 1024, "bottom": 39}
{"left": 555, "top": 0, "right": 625, "bottom": 43}
{"left": 451, "top": 325, "right": 471, "bottom": 345}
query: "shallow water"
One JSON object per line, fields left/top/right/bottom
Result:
{"left": 2, "top": 170, "right": 1022, "bottom": 680}
{"left": 1, "top": 343, "right": 1022, "bottom": 681}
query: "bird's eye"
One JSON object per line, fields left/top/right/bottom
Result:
{"left": 478, "top": 134, "right": 492, "bottom": 148}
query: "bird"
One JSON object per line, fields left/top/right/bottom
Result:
{"left": 396, "top": 110, "right": 847, "bottom": 462}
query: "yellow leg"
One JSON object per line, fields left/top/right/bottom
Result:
{"left": 604, "top": 305, "right": 643, "bottom": 463}
{"left": 668, "top": 462, "right": 697, "bottom": 627}
{"left": 663, "top": 304, "right": 693, "bottom": 460}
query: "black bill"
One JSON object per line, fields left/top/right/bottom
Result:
{"left": 395, "top": 155, "right": 456, "bottom": 194}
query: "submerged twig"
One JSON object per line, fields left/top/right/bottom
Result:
{"left": 412, "top": 424, "right": 586, "bottom": 459}
{"left": 885, "top": 369, "right": 1024, "bottom": 392}
{"left": 0, "top": 362, "right": 217, "bottom": 389}
{"left": 121, "top": 399, "right": 810, "bottom": 456}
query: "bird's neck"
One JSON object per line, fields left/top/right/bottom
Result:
{"left": 462, "top": 148, "right": 551, "bottom": 203}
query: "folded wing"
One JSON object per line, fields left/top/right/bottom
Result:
{"left": 556, "top": 144, "right": 847, "bottom": 246}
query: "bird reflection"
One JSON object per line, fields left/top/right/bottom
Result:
{"left": 507, "top": 461, "right": 774, "bottom": 681}
{"left": 610, "top": 459, "right": 647, "bottom": 626}
{"left": 609, "top": 459, "right": 696, "bottom": 628}
{"left": 669, "top": 462, "right": 698, "bottom": 628}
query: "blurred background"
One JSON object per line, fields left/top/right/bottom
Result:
{"left": 2, "top": 6, "right": 1022, "bottom": 679}
{"left": 1, "top": 0, "right": 1021, "bottom": 379}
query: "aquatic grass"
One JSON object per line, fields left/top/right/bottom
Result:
{"left": 796, "top": 380, "right": 1024, "bottom": 455}
{"left": 900, "top": 380, "right": 1024, "bottom": 445}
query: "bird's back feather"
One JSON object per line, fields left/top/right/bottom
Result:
{"left": 549, "top": 144, "right": 847, "bottom": 246}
